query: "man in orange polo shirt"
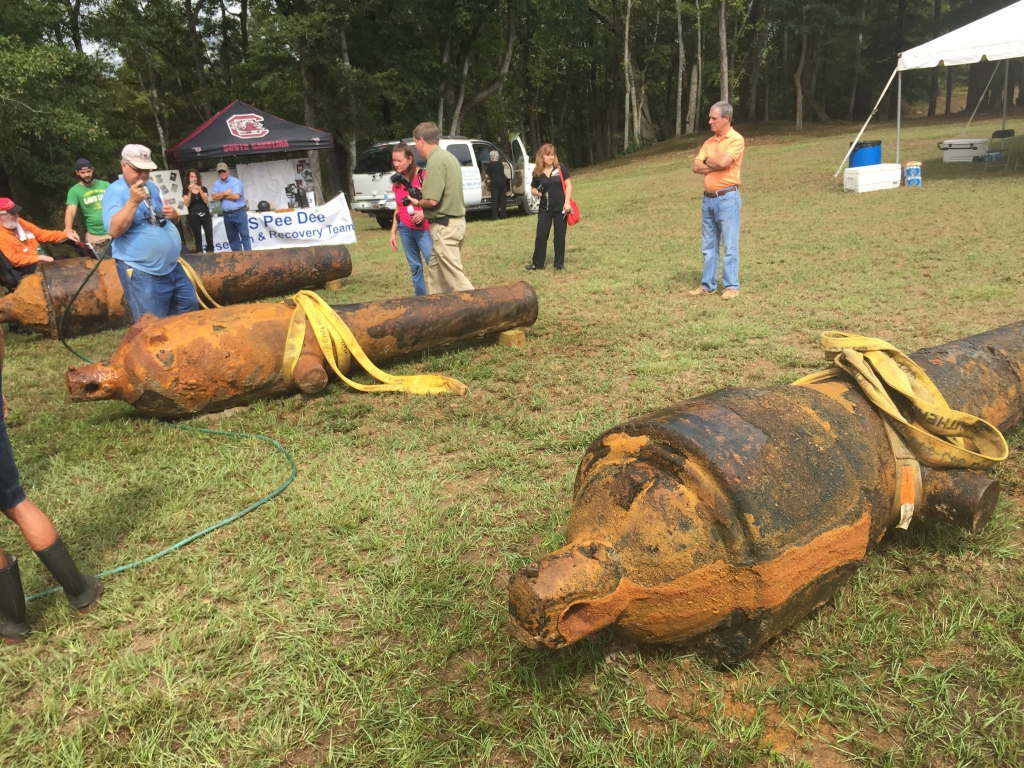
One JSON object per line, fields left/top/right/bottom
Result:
{"left": 689, "top": 101, "right": 745, "bottom": 301}
{"left": 0, "top": 197, "right": 79, "bottom": 281}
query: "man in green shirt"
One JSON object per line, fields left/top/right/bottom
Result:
{"left": 411, "top": 122, "right": 474, "bottom": 294}
{"left": 64, "top": 159, "right": 111, "bottom": 255}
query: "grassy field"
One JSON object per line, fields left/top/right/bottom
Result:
{"left": 2, "top": 112, "right": 1023, "bottom": 767}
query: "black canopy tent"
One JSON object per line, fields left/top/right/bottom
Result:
{"left": 167, "top": 100, "right": 333, "bottom": 163}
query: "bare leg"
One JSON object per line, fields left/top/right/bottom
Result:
{"left": 2, "top": 499, "right": 59, "bottom": 552}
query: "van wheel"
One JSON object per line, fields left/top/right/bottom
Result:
{"left": 376, "top": 215, "right": 392, "bottom": 230}
{"left": 521, "top": 195, "right": 539, "bottom": 216}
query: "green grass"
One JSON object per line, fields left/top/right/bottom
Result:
{"left": 2, "top": 112, "right": 1023, "bottom": 767}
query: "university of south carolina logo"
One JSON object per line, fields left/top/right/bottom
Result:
{"left": 226, "top": 113, "right": 269, "bottom": 139}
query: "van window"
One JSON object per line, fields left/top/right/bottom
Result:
{"left": 447, "top": 143, "right": 474, "bottom": 167}
{"left": 354, "top": 145, "right": 395, "bottom": 175}
{"left": 474, "top": 142, "right": 507, "bottom": 168}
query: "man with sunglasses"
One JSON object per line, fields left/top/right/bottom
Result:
{"left": 689, "top": 101, "right": 745, "bottom": 301}
{"left": 102, "top": 144, "right": 200, "bottom": 322}
{"left": 210, "top": 162, "right": 251, "bottom": 251}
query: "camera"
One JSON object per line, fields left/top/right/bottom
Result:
{"left": 144, "top": 207, "right": 168, "bottom": 227}
{"left": 390, "top": 171, "right": 411, "bottom": 190}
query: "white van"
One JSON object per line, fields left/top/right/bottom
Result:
{"left": 352, "top": 135, "right": 537, "bottom": 228}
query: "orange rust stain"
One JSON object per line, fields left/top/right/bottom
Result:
{"left": 799, "top": 404, "right": 832, "bottom": 433}
{"left": 557, "top": 511, "right": 872, "bottom": 644}
{"left": 802, "top": 380, "right": 858, "bottom": 415}
{"left": 582, "top": 432, "right": 650, "bottom": 478}
{"left": 0, "top": 272, "right": 51, "bottom": 327}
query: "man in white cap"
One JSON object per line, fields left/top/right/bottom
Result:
{"left": 102, "top": 144, "right": 200, "bottom": 321}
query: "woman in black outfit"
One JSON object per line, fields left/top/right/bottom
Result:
{"left": 183, "top": 169, "right": 215, "bottom": 253}
{"left": 486, "top": 150, "right": 507, "bottom": 220}
{"left": 525, "top": 144, "right": 573, "bottom": 271}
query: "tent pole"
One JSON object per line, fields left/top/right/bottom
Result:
{"left": 834, "top": 65, "right": 899, "bottom": 177}
{"left": 896, "top": 71, "right": 902, "bottom": 165}
{"left": 961, "top": 60, "right": 1002, "bottom": 139}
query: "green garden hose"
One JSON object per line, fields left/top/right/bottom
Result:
{"left": 27, "top": 255, "right": 297, "bottom": 602}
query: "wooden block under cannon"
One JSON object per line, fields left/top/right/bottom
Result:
{"left": 508, "top": 322, "right": 1024, "bottom": 664}
{"left": 0, "top": 245, "right": 353, "bottom": 338}
{"left": 65, "top": 282, "right": 540, "bottom": 418}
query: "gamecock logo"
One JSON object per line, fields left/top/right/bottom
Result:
{"left": 226, "top": 113, "right": 269, "bottom": 139}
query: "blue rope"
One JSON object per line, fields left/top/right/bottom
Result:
{"left": 26, "top": 260, "right": 298, "bottom": 603}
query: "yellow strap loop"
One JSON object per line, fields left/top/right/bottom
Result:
{"left": 282, "top": 290, "right": 467, "bottom": 396}
{"left": 178, "top": 258, "right": 222, "bottom": 310}
{"left": 793, "top": 331, "right": 1008, "bottom": 470}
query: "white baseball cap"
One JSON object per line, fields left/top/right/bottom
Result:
{"left": 121, "top": 144, "right": 158, "bottom": 171}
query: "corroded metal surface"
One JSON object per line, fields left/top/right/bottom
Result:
{"left": 66, "top": 282, "right": 539, "bottom": 417}
{"left": 0, "top": 246, "right": 352, "bottom": 338}
{"left": 509, "top": 321, "right": 1024, "bottom": 663}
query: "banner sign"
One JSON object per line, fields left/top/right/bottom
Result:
{"left": 150, "top": 170, "right": 187, "bottom": 215}
{"left": 211, "top": 193, "right": 357, "bottom": 251}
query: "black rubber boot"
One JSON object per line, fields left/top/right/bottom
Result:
{"left": 0, "top": 554, "right": 31, "bottom": 644}
{"left": 34, "top": 538, "right": 103, "bottom": 612}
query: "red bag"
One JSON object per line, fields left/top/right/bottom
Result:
{"left": 559, "top": 167, "right": 580, "bottom": 226}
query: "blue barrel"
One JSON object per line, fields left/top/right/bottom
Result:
{"left": 850, "top": 140, "right": 882, "bottom": 167}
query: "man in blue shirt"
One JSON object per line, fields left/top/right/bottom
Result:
{"left": 210, "top": 162, "right": 252, "bottom": 251}
{"left": 102, "top": 144, "right": 201, "bottom": 322}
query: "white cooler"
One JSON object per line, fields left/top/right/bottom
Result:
{"left": 938, "top": 138, "right": 988, "bottom": 163}
{"left": 843, "top": 163, "right": 902, "bottom": 193}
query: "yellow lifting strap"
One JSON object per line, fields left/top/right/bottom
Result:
{"left": 281, "top": 290, "right": 468, "bottom": 396}
{"left": 177, "top": 258, "right": 222, "bottom": 310}
{"left": 792, "top": 332, "right": 1008, "bottom": 530}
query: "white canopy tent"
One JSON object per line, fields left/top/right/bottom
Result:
{"left": 835, "top": 0, "right": 1024, "bottom": 176}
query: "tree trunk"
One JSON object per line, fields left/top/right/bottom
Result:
{"left": 437, "top": 34, "right": 451, "bottom": 130}
{"left": 59, "top": 0, "right": 84, "bottom": 52}
{"left": 927, "top": 0, "right": 940, "bottom": 116}
{"left": 623, "top": 0, "right": 634, "bottom": 151}
{"left": 718, "top": 0, "right": 728, "bottom": 102}
{"left": 686, "top": 64, "right": 699, "bottom": 133}
{"left": 847, "top": 0, "right": 866, "bottom": 120}
{"left": 239, "top": 0, "right": 248, "bottom": 53}
{"left": 793, "top": 30, "right": 806, "bottom": 131}
{"left": 139, "top": 53, "right": 169, "bottom": 166}
{"left": 449, "top": 55, "right": 471, "bottom": 135}
{"left": 746, "top": 26, "right": 765, "bottom": 122}
{"left": 966, "top": 61, "right": 998, "bottom": 115}
{"left": 454, "top": 10, "right": 516, "bottom": 134}
{"left": 184, "top": 0, "right": 212, "bottom": 118}
{"left": 887, "top": 0, "right": 907, "bottom": 119}
{"left": 676, "top": 0, "right": 685, "bottom": 135}
{"left": 339, "top": 23, "right": 357, "bottom": 199}
{"left": 945, "top": 66, "right": 953, "bottom": 114}
{"left": 695, "top": 0, "right": 703, "bottom": 120}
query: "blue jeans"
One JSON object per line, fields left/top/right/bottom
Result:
{"left": 115, "top": 260, "right": 201, "bottom": 322}
{"left": 700, "top": 190, "right": 741, "bottom": 292}
{"left": 223, "top": 209, "right": 252, "bottom": 252}
{"left": 397, "top": 223, "right": 433, "bottom": 296}
{"left": 0, "top": 377, "right": 26, "bottom": 510}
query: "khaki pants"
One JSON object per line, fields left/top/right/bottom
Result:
{"left": 85, "top": 232, "right": 111, "bottom": 258}
{"left": 426, "top": 217, "right": 474, "bottom": 294}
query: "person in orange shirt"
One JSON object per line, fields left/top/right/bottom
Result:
{"left": 689, "top": 102, "right": 745, "bottom": 301}
{"left": 0, "top": 197, "right": 80, "bottom": 280}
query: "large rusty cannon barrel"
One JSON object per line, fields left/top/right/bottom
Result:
{"left": 0, "top": 246, "right": 352, "bottom": 338}
{"left": 66, "top": 282, "right": 538, "bottom": 418}
{"left": 508, "top": 321, "right": 1024, "bottom": 663}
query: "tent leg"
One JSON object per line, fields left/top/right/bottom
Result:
{"left": 834, "top": 65, "right": 899, "bottom": 178}
{"left": 896, "top": 71, "right": 902, "bottom": 165}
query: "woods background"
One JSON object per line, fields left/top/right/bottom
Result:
{"left": 1, "top": 0, "right": 1020, "bottom": 222}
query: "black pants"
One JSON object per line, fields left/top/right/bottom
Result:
{"left": 492, "top": 185, "right": 507, "bottom": 220}
{"left": 532, "top": 208, "right": 567, "bottom": 269}
{"left": 188, "top": 213, "right": 215, "bottom": 253}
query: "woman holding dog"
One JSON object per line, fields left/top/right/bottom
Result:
{"left": 525, "top": 144, "right": 573, "bottom": 271}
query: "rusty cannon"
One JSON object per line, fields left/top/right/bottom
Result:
{"left": 66, "top": 282, "right": 538, "bottom": 418}
{"left": 0, "top": 246, "right": 352, "bottom": 338}
{"left": 508, "top": 323, "right": 1022, "bottom": 663}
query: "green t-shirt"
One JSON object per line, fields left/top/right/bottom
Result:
{"left": 420, "top": 147, "right": 466, "bottom": 219}
{"left": 66, "top": 180, "right": 111, "bottom": 236}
